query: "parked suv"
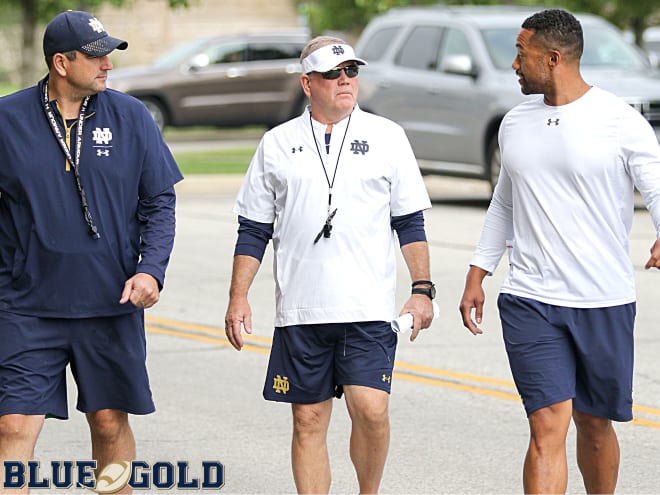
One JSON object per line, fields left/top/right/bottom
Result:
{"left": 355, "top": 5, "right": 660, "bottom": 189}
{"left": 107, "top": 32, "right": 309, "bottom": 131}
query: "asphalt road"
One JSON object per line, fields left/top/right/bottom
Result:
{"left": 31, "top": 154, "right": 660, "bottom": 493}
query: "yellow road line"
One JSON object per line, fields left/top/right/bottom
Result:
{"left": 632, "top": 417, "right": 660, "bottom": 429}
{"left": 146, "top": 316, "right": 660, "bottom": 429}
{"left": 146, "top": 325, "right": 269, "bottom": 355}
{"left": 633, "top": 404, "right": 660, "bottom": 416}
{"left": 394, "top": 361, "right": 517, "bottom": 389}
{"left": 392, "top": 371, "right": 521, "bottom": 401}
{"left": 146, "top": 315, "right": 272, "bottom": 344}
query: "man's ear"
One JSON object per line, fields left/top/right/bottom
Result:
{"left": 301, "top": 74, "right": 312, "bottom": 97}
{"left": 53, "top": 53, "right": 69, "bottom": 76}
{"left": 548, "top": 50, "right": 560, "bottom": 67}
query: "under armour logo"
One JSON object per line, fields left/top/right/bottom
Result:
{"left": 291, "top": 146, "right": 303, "bottom": 153}
{"left": 88, "top": 18, "right": 105, "bottom": 34}
{"left": 96, "top": 149, "right": 110, "bottom": 157}
{"left": 350, "top": 140, "right": 369, "bottom": 155}
{"left": 92, "top": 127, "right": 113, "bottom": 145}
{"left": 547, "top": 118, "right": 560, "bottom": 126}
{"left": 381, "top": 374, "right": 391, "bottom": 383}
{"left": 332, "top": 45, "right": 345, "bottom": 56}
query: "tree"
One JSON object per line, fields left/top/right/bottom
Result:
{"left": 0, "top": 0, "right": 189, "bottom": 87}
{"left": 296, "top": 0, "right": 660, "bottom": 47}
{"left": 558, "top": 0, "right": 660, "bottom": 46}
{"left": 296, "top": 0, "right": 437, "bottom": 38}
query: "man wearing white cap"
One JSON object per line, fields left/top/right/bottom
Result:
{"left": 225, "top": 36, "right": 435, "bottom": 493}
{"left": 0, "top": 10, "right": 182, "bottom": 490}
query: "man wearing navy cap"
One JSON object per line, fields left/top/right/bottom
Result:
{"left": 43, "top": 10, "right": 129, "bottom": 57}
{"left": 0, "top": 10, "right": 182, "bottom": 488}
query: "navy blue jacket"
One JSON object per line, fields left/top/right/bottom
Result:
{"left": 0, "top": 78, "right": 183, "bottom": 317}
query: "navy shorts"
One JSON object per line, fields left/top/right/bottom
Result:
{"left": 0, "top": 310, "right": 155, "bottom": 419}
{"left": 498, "top": 293, "right": 635, "bottom": 421}
{"left": 263, "top": 321, "right": 397, "bottom": 404}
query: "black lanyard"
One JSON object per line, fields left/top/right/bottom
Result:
{"left": 310, "top": 112, "right": 351, "bottom": 244}
{"left": 42, "top": 78, "right": 100, "bottom": 239}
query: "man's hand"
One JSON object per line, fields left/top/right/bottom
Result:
{"left": 120, "top": 273, "right": 160, "bottom": 309}
{"left": 225, "top": 297, "right": 253, "bottom": 351}
{"left": 459, "top": 266, "right": 489, "bottom": 335}
{"left": 644, "top": 239, "right": 660, "bottom": 269}
{"left": 399, "top": 295, "right": 434, "bottom": 342}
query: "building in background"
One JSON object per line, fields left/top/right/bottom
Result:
{"left": 0, "top": 0, "right": 305, "bottom": 85}
{"left": 97, "top": 0, "right": 306, "bottom": 68}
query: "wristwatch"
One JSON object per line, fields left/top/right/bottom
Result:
{"left": 411, "top": 280, "right": 436, "bottom": 300}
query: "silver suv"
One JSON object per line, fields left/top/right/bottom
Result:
{"left": 355, "top": 5, "right": 660, "bottom": 189}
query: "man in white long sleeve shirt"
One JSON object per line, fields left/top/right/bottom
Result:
{"left": 459, "top": 9, "right": 660, "bottom": 494}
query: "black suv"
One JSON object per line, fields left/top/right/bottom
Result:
{"left": 355, "top": 5, "right": 660, "bottom": 189}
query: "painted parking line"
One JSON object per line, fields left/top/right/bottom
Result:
{"left": 146, "top": 315, "right": 660, "bottom": 429}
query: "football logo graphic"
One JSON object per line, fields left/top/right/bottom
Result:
{"left": 94, "top": 461, "right": 131, "bottom": 494}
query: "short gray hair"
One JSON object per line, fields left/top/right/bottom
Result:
{"left": 45, "top": 49, "right": 77, "bottom": 69}
{"left": 300, "top": 35, "right": 348, "bottom": 63}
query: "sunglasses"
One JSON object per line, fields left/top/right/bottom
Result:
{"left": 318, "top": 65, "right": 360, "bottom": 80}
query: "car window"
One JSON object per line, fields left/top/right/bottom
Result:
{"left": 581, "top": 26, "right": 647, "bottom": 68}
{"left": 359, "top": 26, "right": 401, "bottom": 62}
{"left": 645, "top": 40, "right": 660, "bottom": 54}
{"left": 480, "top": 28, "right": 519, "bottom": 70}
{"left": 247, "top": 42, "right": 305, "bottom": 61}
{"left": 395, "top": 25, "right": 443, "bottom": 70}
{"left": 205, "top": 42, "right": 247, "bottom": 64}
{"left": 437, "top": 28, "right": 474, "bottom": 69}
{"left": 481, "top": 25, "right": 649, "bottom": 71}
{"left": 152, "top": 38, "right": 212, "bottom": 69}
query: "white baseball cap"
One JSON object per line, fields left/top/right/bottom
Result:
{"left": 301, "top": 43, "right": 367, "bottom": 73}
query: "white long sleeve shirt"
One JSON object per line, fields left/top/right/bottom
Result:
{"left": 471, "top": 87, "right": 660, "bottom": 308}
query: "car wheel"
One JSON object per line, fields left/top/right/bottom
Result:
{"left": 487, "top": 134, "right": 501, "bottom": 192}
{"left": 140, "top": 97, "right": 167, "bottom": 132}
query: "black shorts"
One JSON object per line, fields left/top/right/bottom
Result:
{"left": 263, "top": 321, "right": 397, "bottom": 404}
{"left": 0, "top": 310, "right": 155, "bottom": 419}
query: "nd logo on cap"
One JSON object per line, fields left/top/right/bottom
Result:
{"left": 43, "top": 10, "right": 128, "bottom": 57}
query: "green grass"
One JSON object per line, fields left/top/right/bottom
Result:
{"left": 0, "top": 82, "right": 18, "bottom": 96}
{"left": 172, "top": 147, "right": 255, "bottom": 175}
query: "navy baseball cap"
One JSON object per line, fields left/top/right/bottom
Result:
{"left": 43, "top": 10, "right": 128, "bottom": 57}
